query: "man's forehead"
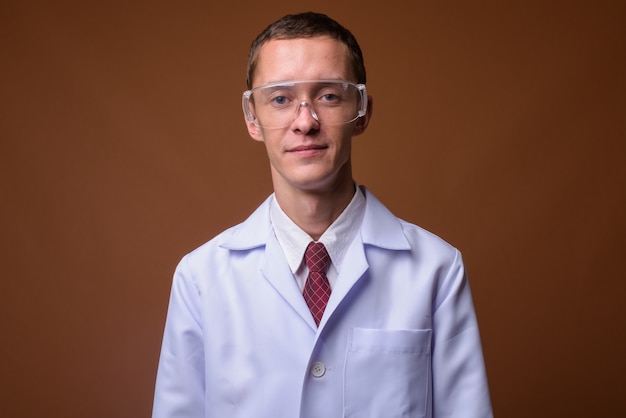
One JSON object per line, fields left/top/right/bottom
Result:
{"left": 257, "top": 37, "right": 347, "bottom": 59}
{"left": 253, "top": 37, "right": 352, "bottom": 86}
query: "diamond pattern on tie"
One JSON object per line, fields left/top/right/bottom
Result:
{"left": 303, "top": 241, "right": 331, "bottom": 326}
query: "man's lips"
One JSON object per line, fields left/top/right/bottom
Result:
{"left": 288, "top": 144, "right": 328, "bottom": 153}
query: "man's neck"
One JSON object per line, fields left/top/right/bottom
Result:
{"left": 274, "top": 180, "right": 356, "bottom": 241}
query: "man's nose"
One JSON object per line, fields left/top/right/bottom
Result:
{"left": 292, "top": 101, "right": 320, "bottom": 125}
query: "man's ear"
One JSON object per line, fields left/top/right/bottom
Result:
{"left": 244, "top": 115, "right": 264, "bottom": 142}
{"left": 353, "top": 95, "right": 373, "bottom": 136}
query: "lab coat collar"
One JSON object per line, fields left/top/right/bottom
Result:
{"left": 220, "top": 187, "right": 410, "bottom": 252}
{"left": 220, "top": 195, "right": 274, "bottom": 251}
{"left": 358, "top": 185, "right": 411, "bottom": 250}
{"left": 220, "top": 187, "right": 411, "bottom": 331}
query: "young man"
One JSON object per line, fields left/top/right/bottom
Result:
{"left": 153, "top": 12, "right": 492, "bottom": 418}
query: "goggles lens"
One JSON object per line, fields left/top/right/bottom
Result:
{"left": 242, "top": 80, "right": 367, "bottom": 129}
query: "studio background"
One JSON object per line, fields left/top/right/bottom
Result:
{"left": 1, "top": 1, "right": 624, "bottom": 417}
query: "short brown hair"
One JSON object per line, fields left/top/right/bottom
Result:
{"left": 246, "top": 12, "right": 366, "bottom": 88}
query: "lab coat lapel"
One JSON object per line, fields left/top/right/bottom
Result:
{"left": 260, "top": 233, "right": 318, "bottom": 329}
{"left": 318, "top": 188, "right": 411, "bottom": 328}
{"left": 318, "top": 235, "right": 369, "bottom": 328}
{"left": 222, "top": 195, "right": 317, "bottom": 329}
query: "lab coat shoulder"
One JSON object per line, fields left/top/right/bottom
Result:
{"left": 360, "top": 187, "right": 462, "bottom": 288}
{"left": 178, "top": 195, "right": 274, "bottom": 288}
{"left": 360, "top": 186, "right": 455, "bottom": 252}
{"left": 188, "top": 194, "right": 273, "bottom": 257}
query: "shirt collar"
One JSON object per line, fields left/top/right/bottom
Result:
{"left": 270, "top": 185, "right": 366, "bottom": 274}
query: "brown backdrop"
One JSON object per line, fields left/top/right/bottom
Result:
{"left": 1, "top": 1, "right": 624, "bottom": 417}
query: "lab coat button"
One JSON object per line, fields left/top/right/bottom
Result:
{"left": 310, "top": 362, "right": 326, "bottom": 378}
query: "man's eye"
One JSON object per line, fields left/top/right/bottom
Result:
{"left": 321, "top": 94, "right": 340, "bottom": 101}
{"left": 270, "top": 96, "right": 290, "bottom": 106}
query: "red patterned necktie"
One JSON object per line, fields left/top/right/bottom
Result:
{"left": 303, "top": 241, "right": 331, "bottom": 326}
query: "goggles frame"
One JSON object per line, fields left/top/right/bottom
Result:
{"left": 242, "top": 79, "right": 367, "bottom": 129}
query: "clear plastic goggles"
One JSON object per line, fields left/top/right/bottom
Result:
{"left": 242, "top": 80, "right": 367, "bottom": 129}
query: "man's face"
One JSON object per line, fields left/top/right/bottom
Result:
{"left": 244, "top": 37, "right": 371, "bottom": 195}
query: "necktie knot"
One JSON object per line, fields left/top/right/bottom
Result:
{"left": 305, "top": 242, "right": 330, "bottom": 273}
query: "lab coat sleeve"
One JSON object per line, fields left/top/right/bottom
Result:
{"left": 152, "top": 255, "right": 205, "bottom": 418}
{"left": 431, "top": 250, "right": 493, "bottom": 418}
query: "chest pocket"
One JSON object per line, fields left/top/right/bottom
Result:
{"left": 344, "top": 328, "right": 432, "bottom": 418}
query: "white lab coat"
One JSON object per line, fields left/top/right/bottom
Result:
{"left": 153, "top": 188, "right": 493, "bottom": 417}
